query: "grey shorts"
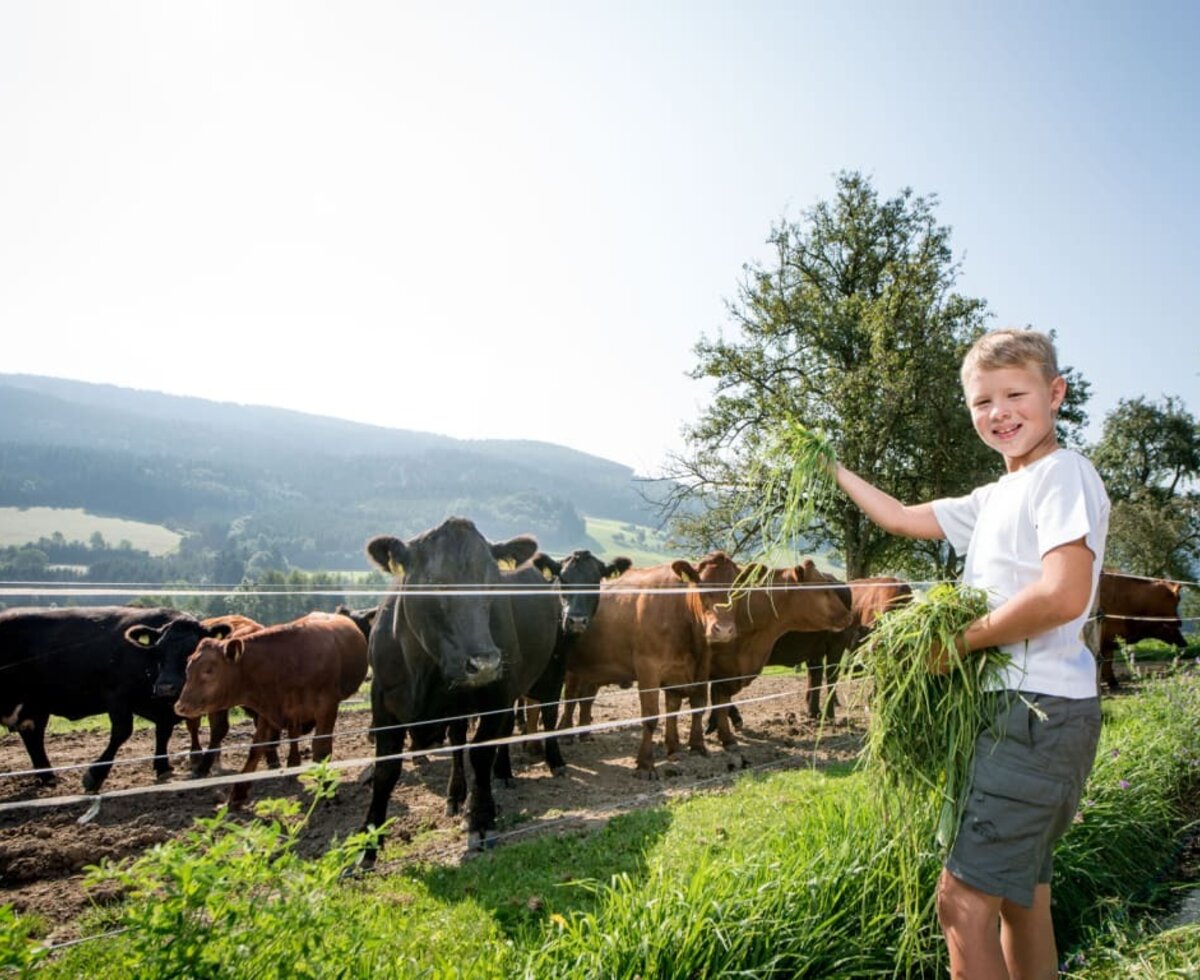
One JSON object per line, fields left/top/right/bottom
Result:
{"left": 945, "top": 691, "right": 1101, "bottom": 908}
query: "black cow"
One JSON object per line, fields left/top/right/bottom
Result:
{"left": 519, "top": 551, "right": 632, "bottom": 749}
{"left": 361, "top": 518, "right": 561, "bottom": 858}
{"left": 0, "top": 606, "right": 233, "bottom": 791}
{"left": 335, "top": 603, "right": 380, "bottom": 642}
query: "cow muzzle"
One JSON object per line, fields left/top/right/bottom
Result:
{"left": 564, "top": 615, "right": 590, "bottom": 635}
{"left": 707, "top": 621, "right": 737, "bottom": 644}
{"left": 458, "top": 651, "right": 503, "bottom": 688}
{"left": 154, "top": 681, "right": 182, "bottom": 699}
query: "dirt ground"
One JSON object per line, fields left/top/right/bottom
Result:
{"left": 0, "top": 673, "right": 866, "bottom": 945}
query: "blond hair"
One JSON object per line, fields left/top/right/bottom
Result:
{"left": 960, "top": 328, "right": 1060, "bottom": 387}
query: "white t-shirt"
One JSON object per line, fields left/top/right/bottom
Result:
{"left": 931, "top": 448, "right": 1110, "bottom": 698}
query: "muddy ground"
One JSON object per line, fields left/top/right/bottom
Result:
{"left": 0, "top": 673, "right": 866, "bottom": 944}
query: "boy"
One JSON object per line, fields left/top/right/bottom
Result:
{"left": 833, "top": 329, "right": 1109, "bottom": 979}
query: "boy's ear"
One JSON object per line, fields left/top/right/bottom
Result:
{"left": 1050, "top": 374, "right": 1067, "bottom": 411}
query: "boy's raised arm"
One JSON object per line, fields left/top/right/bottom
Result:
{"left": 835, "top": 464, "right": 946, "bottom": 541}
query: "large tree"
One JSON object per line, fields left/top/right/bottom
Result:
{"left": 663, "top": 172, "right": 1088, "bottom": 579}
{"left": 1091, "top": 395, "right": 1200, "bottom": 581}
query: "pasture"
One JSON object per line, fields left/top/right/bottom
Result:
{"left": 0, "top": 508, "right": 183, "bottom": 557}
{"left": 2, "top": 667, "right": 1199, "bottom": 975}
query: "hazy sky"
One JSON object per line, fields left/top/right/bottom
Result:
{"left": 3, "top": 2, "right": 1197, "bottom": 474}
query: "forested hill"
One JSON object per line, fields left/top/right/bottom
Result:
{"left": 0, "top": 374, "right": 666, "bottom": 569}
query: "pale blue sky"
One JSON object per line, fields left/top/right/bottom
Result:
{"left": 2, "top": 1, "right": 1196, "bottom": 474}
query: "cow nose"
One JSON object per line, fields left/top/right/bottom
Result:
{"left": 462, "top": 651, "right": 503, "bottom": 687}
{"left": 565, "top": 616, "right": 589, "bottom": 634}
{"left": 154, "top": 681, "right": 181, "bottom": 698}
{"left": 709, "top": 621, "right": 737, "bottom": 643}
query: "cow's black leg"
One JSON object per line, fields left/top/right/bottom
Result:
{"left": 84, "top": 710, "right": 134, "bottom": 792}
{"left": 538, "top": 698, "right": 566, "bottom": 776}
{"left": 492, "top": 708, "right": 516, "bottom": 787}
{"left": 152, "top": 717, "right": 175, "bottom": 780}
{"left": 466, "top": 714, "right": 500, "bottom": 850}
{"left": 17, "top": 713, "right": 55, "bottom": 785}
{"left": 361, "top": 722, "right": 407, "bottom": 868}
{"left": 821, "top": 658, "right": 841, "bottom": 721}
{"left": 806, "top": 664, "right": 823, "bottom": 720}
{"left": 446, "top": 718, "right": 469, "bottom": 817}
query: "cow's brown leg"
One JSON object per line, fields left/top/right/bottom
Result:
{"left": 576, "top": 683, "right": 598, "bottom": 740}
{"left": 708, "top": 680, "right": 738, "bottom": 748}
{"left": 663, "top": 689, "right": 684, "bottom": 760}
{"left": 634, "top": 684, "right": 660, "bottom": 779}
{"left": 556, "top": 673, "right": 579, "bottom": 733}
{"left": 1101, "top": 643, "right": 1120, "bottom": 691}
{"left": 228, "top": 716, "right": 272, "bottom": 806}
{"left": 310, "top": 706, "right": 337, "bottom": 764}
{"left": 685, "top": 684, "right": 709, "bottom": 755}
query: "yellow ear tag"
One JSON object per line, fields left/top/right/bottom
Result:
{"left": 388, "top": 559, "right": 405, "bottom": 577}
{"left": 541, "top": 566, "right": 554, "bottom": 582}
{"left": 678, "top": 571, "right": 691, "bottom": 585}
{"left": 138, "top": 633, "right": 152, "bottom": 646}
{"left": 497, "top": 558, "right": 516, "bottom": 571}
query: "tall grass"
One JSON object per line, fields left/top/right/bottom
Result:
{"left": 7, "top": 674, "right": 1198, "bottom": 978}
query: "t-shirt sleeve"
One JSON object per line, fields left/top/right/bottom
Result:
{"left": 1032, "top": 455, "right": 1102, "bottom": 558}
{"left": 931, "top": 488, "right": 983, "bottom": 554}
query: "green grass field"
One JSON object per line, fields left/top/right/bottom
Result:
{"left": 0, "top": 507, "right": 183, "bottom": 556}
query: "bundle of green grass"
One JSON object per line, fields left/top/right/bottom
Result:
{"left": 730, "top": 419, "right": 839, "bottom": 597}
{"left": 855, "top": 583, "right": 1010, "bottom": 849}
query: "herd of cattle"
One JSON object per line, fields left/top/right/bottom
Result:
{"left": 0, "top": 517, "right": 1190, "bottom": 851}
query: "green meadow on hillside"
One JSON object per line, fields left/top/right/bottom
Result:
{"left": 0, "top": 507, "right": 183, "bottom": 556}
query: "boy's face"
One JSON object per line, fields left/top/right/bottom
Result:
{"left": 963, "top": 363, "right": 1066, "bottom": 472}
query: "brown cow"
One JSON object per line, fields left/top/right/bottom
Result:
{"left": 1087, "top": 570, "right": 1186, "bottom": 690}
{"left": 560, "top": 553, "right": 740, "bottom": 778}
{"left": 183, "top": 615, "right": 266, "bottom": 777}
{"left": 765, "top": 576, "right": 913, "bottom": 721}
{"left": 175, "top": 611, "right": 368, "bottom": 803}
{"left": 706, "top": 562, "right": 856, "bottom": 748}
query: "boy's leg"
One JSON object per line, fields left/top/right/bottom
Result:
{"left": 1000, "top": 883, "right": 1058, "bottom": 980}
{"left": 936, "top": 869, "right": 1007, "bottom": 979}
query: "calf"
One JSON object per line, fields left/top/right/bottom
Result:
{"left": 174, "top": 611, "right": 368, "bottom": 803}
{"left": 559, "top": 553, "right": 740, "bottom": 779}
{"left": 0, "top": 606, "right": 231, "bottom": 791}
{"left": 182, "top": 614, "right": 266, "bottom": 777}
{"left": 706, "top": 562, "right": 855, "bottom": 748}
{"left": 1087, "top": 570, "right": 1186, "bottom": 690}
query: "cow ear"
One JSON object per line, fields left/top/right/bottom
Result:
{"left": 492, "top": 535, "right": 538, "bottom": 567}
{"left": 532, "top": 553, "right": 562, "bottom": 581}
{"left": 208, "top": 621, "right": 235, "bottom": 640}
{"left": 124, "top": 624, "right": 165, "bottom": 648}
{"left": 224, "top": 638, "right": 244, "bottom": 662}
{"left": 671, "top": 560, "right": 700, "bottom": 584}
{"left": 607, "top": 557, "right": 633, "bottom": 579}
{"left": 367, "top": 536, "right": 409, "bottom": 576}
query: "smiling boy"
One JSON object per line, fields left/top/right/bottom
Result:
{"left": 833, "top": 329, "right": 1109, "bottom": 978}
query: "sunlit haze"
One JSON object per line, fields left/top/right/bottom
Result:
{"left": 3, "top": 2, "right": 1196, "bottom": 474}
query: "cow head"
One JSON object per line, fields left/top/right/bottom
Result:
{"left": 335, "top": 603, "right": 380, "bottom": 641}
{"left": 740, "top": 561, "right": 856, "bottom": 633}
{"left": 124, "top": 616, "right": 236, "bottom": 699}
{"left": 366, "top": 517, "right": 538, "bottom": 688}
{"left": 675, "top": 551, "right": 740, "bottom": 644}
{"left": 174, "top": 635, "right": 243, "bottom": 718}
{"left": 534, "top": 550, "right": 632, "bottom": 634}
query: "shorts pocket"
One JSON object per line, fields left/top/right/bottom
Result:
{"left": 963, "top": 762, "right": 1068, "bottom": 848}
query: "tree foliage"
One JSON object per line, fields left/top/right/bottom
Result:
{"left": 665, "top": 172, "right": 1089, "bottom": 579}
{"left": 1092, "top": 395, "right": 1200, "bottom": 580}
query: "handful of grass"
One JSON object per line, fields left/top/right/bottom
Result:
{"left": 732, "top": 419, "right": 837, "bottom": 597}
{"left": 856, "top": 583, "right": 1009, "bottom": 850}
